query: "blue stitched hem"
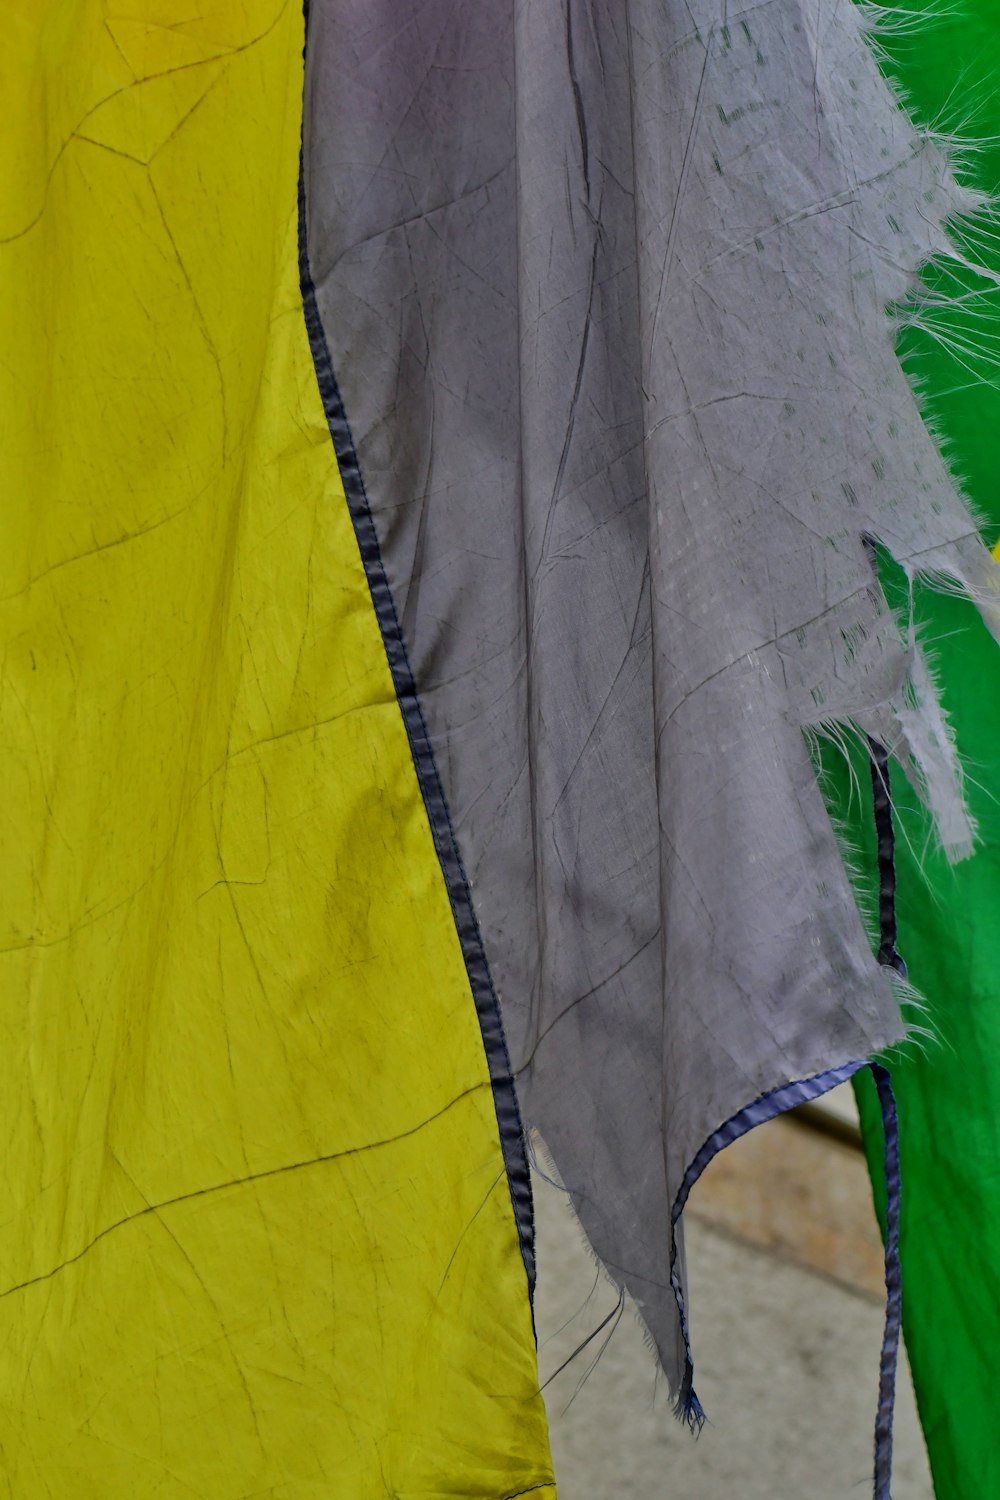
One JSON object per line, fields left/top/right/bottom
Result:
{"left": 669, "top": 1059, "right": 866, "bottom": 1428}
{"left": 870, "top": 1062, "right": 902, "bottom": 1500}
{"left": 669, "top": 1056, "right": 903, "bottom": 1500}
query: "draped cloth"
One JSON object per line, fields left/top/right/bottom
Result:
{"left": 301, "top": 0, "right": 997, "bottom": 1407}
{"left": 2, "top": 1, "right": 997, "bottom": 1494}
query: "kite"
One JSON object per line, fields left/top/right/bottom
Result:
{"left": 1, "top": 1, "right": 997, "bottom": 1497}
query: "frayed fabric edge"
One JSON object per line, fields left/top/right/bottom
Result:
{"left": 802, "top": 533, "right": 1000, "bottom": 869}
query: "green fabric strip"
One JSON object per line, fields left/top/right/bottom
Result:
{"left": 829, "top": 6, "right": 1000, "bottom": 1496}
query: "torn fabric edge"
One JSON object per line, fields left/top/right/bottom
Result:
{"left": 295, "top": 29, "right": 536, "bottom": 1296}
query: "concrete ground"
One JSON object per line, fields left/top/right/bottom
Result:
{"left": 534, "top": 1108, "right": 934, "bottom": 1499}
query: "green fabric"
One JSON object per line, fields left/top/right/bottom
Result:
{"left": 826, "top": 5, "right": 1000, "bottom": 1497}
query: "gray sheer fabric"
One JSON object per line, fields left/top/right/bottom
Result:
{"left": 302, "top": 0, "right": 994, "bottom": 1396}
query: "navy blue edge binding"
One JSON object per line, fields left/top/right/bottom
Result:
{"left": 668, "top": 1059, "right": 865, "bottom": 1431}
{"left": 296, "top": 4, "right": 536, "bottom": 1299}
{"left": 871, "top": 1060, "right": 902, "bottom": 1500}
{"left": 670, "top": 743, "right": 905, "bottom": 1500}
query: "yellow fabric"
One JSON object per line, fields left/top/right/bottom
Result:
{"left": 0, "top": 5, "right": 555, "bottom": 1495}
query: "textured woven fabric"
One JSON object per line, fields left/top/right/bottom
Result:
{"left": 3, "top": 1, "right": 998, "bottom": 1492}
{"left": 303, "top": 0, "right": 997, "bottom": 1401}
